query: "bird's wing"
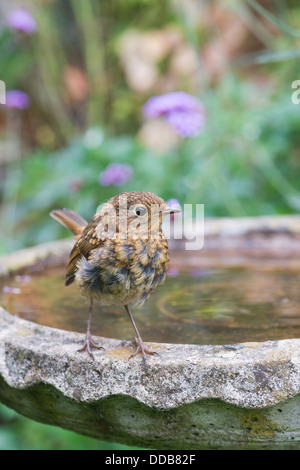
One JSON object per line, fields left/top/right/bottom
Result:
{"left": 65, "top": 213, "right": 104, "bottom": 286}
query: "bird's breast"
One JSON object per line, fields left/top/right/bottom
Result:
{"left": 75, "top": 236, "right": 169, "bottom": 306}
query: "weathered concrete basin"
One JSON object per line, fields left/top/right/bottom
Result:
{"left": 1, "top": 215, "right": 300, "bottom": 449}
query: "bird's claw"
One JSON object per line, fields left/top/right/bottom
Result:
{"left": 77, "top": 333, "right": 103, "bottom": 360}
{"left": 129, "top": 336, "right": 159, "bottom": 360}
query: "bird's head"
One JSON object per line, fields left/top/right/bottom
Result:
{"left": 96, "top": 191, "right": 180, "bottom": 240}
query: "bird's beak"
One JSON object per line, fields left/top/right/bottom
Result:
{"left": 161, "top": 203, "right": 181, "bottom": 215}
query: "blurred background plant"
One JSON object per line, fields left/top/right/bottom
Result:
{"left": 0, "top": 0, "right": 300, "bottom": 449}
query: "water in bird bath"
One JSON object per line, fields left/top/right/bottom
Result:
{"left": 1, "top": 252, "right": 300, "bottom": 346}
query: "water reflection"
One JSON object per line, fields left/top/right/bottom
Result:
{"left": 1, "top": 262, "right": 300, "bottom": 346}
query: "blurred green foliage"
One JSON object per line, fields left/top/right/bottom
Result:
{"left": 0, "top": 0, "right": 300, "bottom": 450}
{"left": 2, "top": 75, "right": 300, "bottom": 252}
{"left": 0, "top": 1, "right": 299, "bottom": 255}
{"left": 0, "top": 403, "right": 141, "bottom": 450}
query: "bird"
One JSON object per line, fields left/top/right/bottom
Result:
{"left": 50, "top": 191, "right": 181, "bottom": 359}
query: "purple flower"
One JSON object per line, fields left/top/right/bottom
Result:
{"left": 143, "top": 92, "right": 205, "bottom": 138}
{"left": 7, "top": 9, "right": 37, "bottom": 34}
{"left": 168, "top": 265, "right": 179, "bottom": 277}
{"left": 166, "top": 109, "right": 205, "bottom": 138}
{"left": 5, "top": 90, "right": 30, "bottom": 109}
{"left": 167, "top": 198, "right": 181, "bottom": 220}
{"left": 167, "top": 198, "right": 181, "bottom": 211}
{"left": 99, "top": 163, "right": 133, "bottom": 187}
{"left": 15, "top": 275, "right": 31, "bottom": 282}
{"left": 3, "top": 286, "right": 21, "bottom": 294}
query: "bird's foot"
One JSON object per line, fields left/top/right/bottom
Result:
{"left": 77, "top": 333, "right": 103, "bottom": 360}
{"left": 129, "top": 336, "right": 159, "bottom": 360}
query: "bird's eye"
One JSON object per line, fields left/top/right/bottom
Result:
{"left": 135, "top": 206, "right": 147, "bottom": 216}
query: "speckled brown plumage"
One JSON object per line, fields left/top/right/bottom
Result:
{"left": 50, "top": 191, "right": 180, "bottom": 359}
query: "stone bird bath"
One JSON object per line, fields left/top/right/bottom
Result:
{"left": 1, "top": 215, "right": 300, "bottom": 449}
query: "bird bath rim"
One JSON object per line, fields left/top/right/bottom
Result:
{"left": 1, "top": 213, "right": 300, "bottom": 408}
{"left": 1, "top": 214, "right": 300, "bottom": 449}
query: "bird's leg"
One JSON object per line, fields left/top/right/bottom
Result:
{"left": 124, "top": 304, "right": 158, "bottom": 359}
{"left": 78, "top": 297, "right": 103, "bottom": 359}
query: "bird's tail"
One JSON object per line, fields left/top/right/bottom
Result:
{"left": 50, "top": 209, "right": 87, "bottom": 239}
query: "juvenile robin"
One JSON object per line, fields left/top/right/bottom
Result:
{"left": 50, "top": 191, "right": 180, "bottom": 359}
